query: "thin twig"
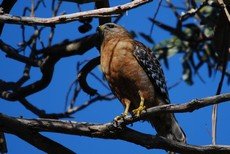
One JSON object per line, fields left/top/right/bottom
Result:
{"left": 149, "top": 0, "right": 162, "bottom": 36}
{"left": 0, "top": 0, "right": 152, "bottom": 26}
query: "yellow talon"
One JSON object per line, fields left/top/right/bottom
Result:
{"left": 114, "top": 99, "right": 130, "bottom": 122}
{"left": 114, "top": 112, "right": 128, "bottom": 122}
{"left": 132, "top": 91, "right": 146, "bottom": 117}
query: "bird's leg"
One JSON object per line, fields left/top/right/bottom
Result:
{"left": 114, "top": 99, "right": 130, "bottom": 122}
{"left": 132, "top": 91, "right": 146, "bottom": 117}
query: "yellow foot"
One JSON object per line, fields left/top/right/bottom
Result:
{"left": 132, "top": 91, "right": 146, "bottom": 117}
{"left": 114, "top": 98, "right": 131, "bottom": 122}
{"left": 132, "top": 103, "right": 146, "bottom": 117}
{"left": 114, "top": 112, "right": 128, "bottom": 122}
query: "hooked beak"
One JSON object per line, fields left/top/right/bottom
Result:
{"left": 96, "top": 25, "right": 105, "bottom": 35}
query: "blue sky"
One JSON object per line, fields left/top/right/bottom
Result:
{"left": 0, "top": 0, "right": 229, "bottom": 154}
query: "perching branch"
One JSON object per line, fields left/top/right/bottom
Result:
{"left": 0, "top": 113, "right": 75, "bottom": 154}
{"left": 0, "top": 0, "right": 152, "bottom": 26}
{"left": 1, "top": 93, "right": 230, "bottom": 153}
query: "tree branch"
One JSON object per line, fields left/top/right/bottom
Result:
{"left": 0, "top": 0, "right": 152, "bottom": 26}
{"left": 0, "top": 39, "right": 40, "bottom": 66}
{"left": 0, "top": 0, "right": 17, "bottom": 35}
{"left": 78, "top": 56, "right": 100, "bottom": 95}
{"left": 0, "top": 34, "right": 98, "bottom": 101}
{"left": 117, "top": 93, "right": 230, "bottom": 126}
{"left": 0, "top": 55, "right": 59, "bottom": 101}
{"left": 62, "top": 0, "right": 103, "bottom": 4}
{"left": 95, "top": 0, "right": 111, "bottom": 25}
{"left": 0, "top": 113, "right": 75, "bottom": 154}
{"left": 217, "top": 0, "right": 230, "bottom": 23}
{"left": 0, "top": 93, "right": 230, "bottom": 153}
{"left": 36, "top": 34, "right": 98, "bottom": 56}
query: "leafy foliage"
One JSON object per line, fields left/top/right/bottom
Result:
{"left": 147, "top": 1, "right": 230, "bottom": 85}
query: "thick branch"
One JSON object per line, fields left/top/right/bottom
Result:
{"left": 0, "top": 114, "right": 75, "bottom": 154}
{"left": 1, "top": 114, "right": 230, "bottom": 154}
{"left": 36, "top": 34, "right": 98, "bottom": 56}
{"left": 116, "top": 93, "right": 230, "bottom": 126}
{"left": 1, "top": 93, "right": 230, "bottom": 153}
{"left": 0, "top": 0, "right": 152, "bottom": 26}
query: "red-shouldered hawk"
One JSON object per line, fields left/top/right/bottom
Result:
{"left": 97, "top": 23, "right": 186, "bottom": 144}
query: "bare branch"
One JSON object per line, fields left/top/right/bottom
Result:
{"left": 0, "top": 55, "right": 58, "bottom": 101}
{"left": 212, "top": 1, "right": 230, "bottom": 144}
{"left": 179, "top": 1, "right": 208, "bottom": 21}
{"left": 149, "top": 0, "right": 163, "bottom": 36}
{"left": 0, "top": 34, "right": 98, "bottom": 101}
{"left": 0, "top": 0, "right": 17, "bottom": 35}
{"left": 36, "top": 34, "right": 98, "bottom": 56}
{"left": 66, "top": 93, "right": 115, "bottom": 115}
{"left": 0, "top": 113, "right": 75, "bottom": 154}
{"left": 0, "top": 39, "right": 40, "bottom": 67}
{"left": 217, "top": 0, "right": 230, "bottom": 23}
{"left": 1, "top": 93, "right": 230, "bottom": 153}
{"left": 10, "top": 117, "right": 230, "bottom": 153}
{"left": 118, "top": 93, "right": 230, "bottom": 126}
{"left": 95, "top": 0, "right": 111, "bottom": 25}
{"left": 16, "top": 94, "right": 114, "bottom": 119}
{"left": 78, "top": 56, "right": 100, "bottom": 95}
{"left": 0, "top": 132, "right": 7, "bottom": 153}
{"left": 62, "top": 0, "right": 103, "bottom": 4}
{"left": 0, "top": 0, "right": 152, "bottom": 26}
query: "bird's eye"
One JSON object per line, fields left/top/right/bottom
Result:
{"left": 107, "top": 24, "right": 115, "bottom": 28}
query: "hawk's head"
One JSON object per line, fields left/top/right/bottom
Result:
{"left": 97, "top": 23, "right": 132, "bottom": 41}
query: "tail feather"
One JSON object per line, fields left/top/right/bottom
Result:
{"left": 150, "top": 113, "right": 186, "bottom": 142}
{"left": 150, "top": 113, "right": 186, "bottom": 153}
{"left": 170, "top": 115, "right": 186, "bottom": 143}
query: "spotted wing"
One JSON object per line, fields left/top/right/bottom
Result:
{"left": 133, "top": 41, "right": 170, "bottom": 103}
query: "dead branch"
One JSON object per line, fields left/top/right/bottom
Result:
{"left": 0, "top": 93, "right": 230, "bottom": 153}
{"left": 78, "top": 56, "right": 100, "bottom": 95}
{"left": 3, "top": 114, "right": 230, "bottom": 154}
{"left": 0, "top": 55, "right": 59, "bottom": 101}
{"left": 0, "top": 113, "right": 75, "bottom": 154}
{"left": 0, "top": 40, "right": 40, "bottom": 66}
{"left": 36, "top": 34, "right": 97, "bottom": 56}
{"left": 17, "top": 93, "right": 114, "bottom": 119}
{"left": 95, "top": 0, "right": 111, "bottom": 25}
{"left": 62, "top": 0, "right": 103, "bottom": 4}
{"left": 0, "top": 0, "right": 17, "bottom": 35}
{"left": 217, "top": 0, "right": 230, "bottom": 23}
{"left": 116, "top": 93, "right": 230, "bottom": 126}
{"left": 0, "top": 34, "right": 98, "bottom": 101}
{"left": 0, "top": 0, "right": 152, "bottom": 26}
